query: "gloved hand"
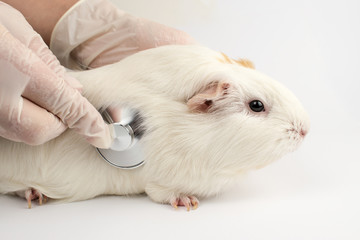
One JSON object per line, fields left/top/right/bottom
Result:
{"left": 0, "top": 2, "right": 111, "bottom": 148}
{"left": 50, "top": 0, "right": 196, "bottom": 70}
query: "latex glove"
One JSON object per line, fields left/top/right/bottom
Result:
{"left": 50, "top": 0, "right": 196, "bottom": 70}
{"left": 0, "top": 3, "right": 111, "bottom": 148}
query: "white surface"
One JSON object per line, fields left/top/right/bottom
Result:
{"left": 1, "top": 0, "right": 360, "bottom": 239}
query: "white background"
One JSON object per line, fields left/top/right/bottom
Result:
{"left": 1, "top": 0, "right": 360, "bottom": 239}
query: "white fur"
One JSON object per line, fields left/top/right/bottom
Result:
{"left": 0, "top": 45, "right": 310, "bottom": 205}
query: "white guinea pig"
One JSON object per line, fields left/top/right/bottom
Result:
{"left": 0, "top": 45, "right": 310, "bottom": 210}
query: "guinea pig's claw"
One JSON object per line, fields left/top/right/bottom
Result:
{"left": 191, "top": 197, "right": 199, "bottom": 210}
{"left": 171, "top": 196, "right": 199, "bottom": 211}
{"left": 24, "top": 188, "right": 47, "bottom": 209}
{"left": 27, "top": 198, "right": 32, "bottom": 209}
{"left": 171, "top": 198, "right": 179, "bottom": 209}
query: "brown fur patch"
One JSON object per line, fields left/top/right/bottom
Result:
{"left": 234, "top": 59, "right": 255, "bottom": 69}
{"left": 218, "top": 53, "right": 255, "bottom": 69}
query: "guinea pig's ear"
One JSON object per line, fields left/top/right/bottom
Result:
{"left": 187, "top": 82, "right": 230, "bottom": 113}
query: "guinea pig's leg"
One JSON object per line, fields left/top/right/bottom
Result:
{"left": 170, "top": 196, "right": 199, "bottom": 211}
{"left": 23, "top": 188, "right": 48, "bottom": 209}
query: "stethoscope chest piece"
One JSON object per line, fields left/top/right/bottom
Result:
{"left": 96, "top": 142, "right": 144, "bottom": 169}
{"left": 96, "top": 107, "right": 145, "bottom": 169}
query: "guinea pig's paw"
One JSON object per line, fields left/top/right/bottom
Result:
{"left": 23, "top": 188, "right": 48, "bottom": 209}
{"left": 170, "top": 195, "right": 199, "bottom": 211}
{"left": 145, "top": 183, "right": 199, "bottom": 211}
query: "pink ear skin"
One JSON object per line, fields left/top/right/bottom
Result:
{"left": 187, "top": 82, "right": 230, "bottom": 113}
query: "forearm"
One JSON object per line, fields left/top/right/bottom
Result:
{"left": 1, "top": 0, "right": 78, "bottom": 45}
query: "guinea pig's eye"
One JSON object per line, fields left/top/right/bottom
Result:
{"left": 249, "top": 100, "right": 265, "bottom": 112}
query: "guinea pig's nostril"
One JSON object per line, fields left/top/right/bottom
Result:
{"left": 300, "top": 129, "right": 307, "bottom": 137}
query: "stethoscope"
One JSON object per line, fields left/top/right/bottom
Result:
{"left": 96, "top": 107, "right": 145, "bottom": 169}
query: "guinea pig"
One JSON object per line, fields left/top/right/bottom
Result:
{"left": 0, "top": 45, "right": 310, "bottom": 210}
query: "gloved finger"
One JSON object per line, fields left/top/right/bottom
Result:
{"left": 0, "top": 26, "right": 68, "bottom": 145}
{"left": 21, "top": 60, "right": 111, "bottom": 148}
{"left": 0, "top": 23, "right": 111, "bottom": 148}
{"left": 20, "top": 61, "right": 111, "bottom": 148}
{"left": 0, "top": 2, "right": 83, "bottom": 91}
{"left": 25, "top": 31, "right": 83, "bottom": 92}
{"left": 0, "top": 97, "right": 67, "bottom": 145}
